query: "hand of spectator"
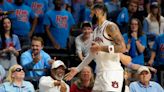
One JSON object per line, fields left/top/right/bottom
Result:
{"left": 29, "top": 31, "right": 33, "bottom": 39}
{"left": 54, "top": 80, "right": 61, "bottom": 86}
{"left": 131, "top": 32, "right": 138, "bottom": 40}
{"left": 8, "top": 47, "right": 17, "bottom": 54}
{"left": 64, "top": 67, "right": 78, "bottom": 81}
{"left": 53, "top": 42, "right": 60, "bottom": 50}
{"left": 147, "top": 59, "right": 153, "bottom": 66}
{"left": 48, "top": 57, "right": 56, "bottom": 65}
{"left": 32, "top": 53, "right": 41, "bottom": 63}
{"left": 60, "top": 82, "right": 67, "bottom": 92}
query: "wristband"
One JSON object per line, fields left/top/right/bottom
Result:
{"left": 108, "top": 45, "right": 114, "bottom": 53}
{"left": 127, "top": 62, "right": 133, "bottom": 68}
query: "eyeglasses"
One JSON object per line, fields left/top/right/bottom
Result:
{"left": 14, "top": 68, "right": 24, "bottom": 72}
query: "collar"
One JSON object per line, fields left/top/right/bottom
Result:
{"left": 138, "top": 81, "right": 153, "bottom": 88}
{"left": 12, "top": 81, "right": 26, "bottom": 88}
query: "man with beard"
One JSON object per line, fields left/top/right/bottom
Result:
{"left": 39, "top": 60, "right": 69, "bottom": 92}
{"left": 20, "top": 36, "right": 52, "bottom": 89}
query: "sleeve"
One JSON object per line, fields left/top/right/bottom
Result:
{"left": 129, "top": 82, "right": 135, "bottom": 92}
{"left": 44, "top": 53, "right": 51, "bottom": 68}
{"left": 28, "top": 82, "right": 35, "bottom": 92}
{"left": 143, "top": 19, "right": 148, "bottom": 34}
{"left": 0, "top": 85, "right": 5, "bottom": 92}
{"left": 75, "top": 37, "right": 82, "bottom": 54}
{"left": 39, "top": 76, "right": 55, "bottom": 88}
{"left": 14, "top": 35, "right": 21, "bottom": 51}
{"left": 152, "top": 36, "right": 159, "bottom": 51}
{"left": 140, "top": 35, "right": 147, "bottom": 48}
{"left": 76, "top": 52, "right": 94, "bottom": 72}
{"left": 43, "top": 12, "right": 51, "bottom": 26}
{"left": 0, "top": 65, "right": 5, "bottom": 80}
{"left": 20, "top": 53, "right": 35, "bottom": 69}
{"left": 68, "top": 12, "right": 75, "bottom": 27}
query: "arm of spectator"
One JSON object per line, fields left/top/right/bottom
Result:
{"left": 135, "top": 35, "right": 146, "bottom": 53}
{"left": 20, "top": 54, "right": 36, "bottom": 69}
{"left": 148, "top": 51, "right": 156, "bottom": 66}
{"left": 29, "top": 16, "right": 38, "bottom": 38}
{"left": 39, "top": 76, "right": 58, "bottom": 88}
{"left": 45, "top": 25, "right": 60, "bottom": 49}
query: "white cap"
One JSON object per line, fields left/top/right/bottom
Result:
{"left": 137, "top": 66, "right": 150, "bottom": 74}
{"left": 51, "top": 60, "right": 66, "bottom": 69}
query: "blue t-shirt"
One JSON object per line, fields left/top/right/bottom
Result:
{"left": 83, "top": 7, "right": 92, "bottom": 22}
{"left": 152, "top": 34, "right": 164, "bottom": 66}
{"left": 12, "top": 3, "right": 36, "bottom": 37}
{"left": 0, "top": 34, "right": 21, "bottom": 51}
{"left": 25, "top": 0, "right": 48, "bottom": 33}
{"left": 20, "top": 50, "right": 51, "bottom": 77}
{"left": 123, "top": 33, "right": 147, "bottom": 65}
{"left": 43, "top": 9, "right": 75, "bottom": 48}
{"left": 0, "top": 0, "right": 14, "bottom": 20}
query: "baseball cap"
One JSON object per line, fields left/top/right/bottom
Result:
{"left": 81, "top": 21, "right": 92, "bottom": 29}
{"left": 137, "top": 66, "right": 150, "bottom": 74}
{"left": 150, "top": 2, "right": 159, "bottom": 9}
{"left": 51, "top": 60, "right": 66, "bottom": 69}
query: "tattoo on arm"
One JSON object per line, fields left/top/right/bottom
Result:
{"left": 106, "top": 24, "right": 126, "bottom": 53}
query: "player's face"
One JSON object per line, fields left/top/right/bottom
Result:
{"left": 31, "top": 40, "right": 43, "bottom": 55}
{"left": 130, "top": 19, "right": 139, "bottom": 32}
{"left": 3, "top": 18, "right": 11, "bottom": 31}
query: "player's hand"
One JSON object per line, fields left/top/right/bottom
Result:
{"left": 64, "top": 67, "right": 78, "bottom": 81}
{"left": 90, "top": 42, "right": 101, "bottom": 55}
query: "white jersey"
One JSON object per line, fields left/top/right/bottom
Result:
{"left": 93, "top": 20, "right": 123, "bottom": 72}
{"left": 92, "top": 20, "right": 124, "bottom": 91}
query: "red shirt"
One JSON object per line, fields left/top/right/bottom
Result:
{"left": 70, "top": 83, "right": 92, "bottom": 92}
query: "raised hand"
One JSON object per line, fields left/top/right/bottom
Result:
{"left": 64, "top": 67, "right": 78, "bottom": 81}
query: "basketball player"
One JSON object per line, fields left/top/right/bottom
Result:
{"left": 64, "top": 3, "right": 155, "bottom": 92}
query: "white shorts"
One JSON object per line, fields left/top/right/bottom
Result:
{"left": 93, "top": 70, "right": 124, "bottom": 92}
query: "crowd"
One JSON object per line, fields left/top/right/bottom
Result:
{"left": 0, "top": 0, "right": 163, "bottom": 92}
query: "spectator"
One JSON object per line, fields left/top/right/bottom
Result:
{"left": 24, "top": 0, "right": 48, "bottom": 40}
{"left": 116, "top": 0, "right": 139, "bottom": 34}
{"left": 0, "top": 64, "right": 35, "bottom": 92}
{"left": 0, "top": 0, "right": 14, "bottom": 20}
{"left": 148, "top": 34, "right": 164, "bottom": 85}
{"left": 39, "top": 60, "right": 69, "bottom": 92}
{"left": 129, "top": 66, "right": 164, "bottom": 92}
{"left": 0, "top": 17, "right": 21, "bottom": 74}
{"left": 143, "top": 2, "right": 164, "bottom": 49}
{"left": 0, "top": 65, "right": 5, "bottom": 83}
{"left": 123, "top": 18, "right": 146, "bottom": 65}
{"left": 70, "top": 66, "right": 94, "bottom": 92}
{"left": 20, "top": 36, "right": 52, "bottom": 89}
{"left": 75, "top": 22, "right": 96, "bottom": 71}
{"left": 44, "top": 0, "right": 75, "bottom": 49}
{"left": 12, "top": 0, "right": 38, "bottom": 47}
{"left": 83, "top": 0, "right": 94, "bottom": 22}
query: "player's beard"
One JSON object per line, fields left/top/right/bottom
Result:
{"left": 92, "top": 14, "right": 98, "bottom": 25}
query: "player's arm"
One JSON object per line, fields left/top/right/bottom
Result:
{"left": 101, "top": 23, "right": 126, "bottom": 53}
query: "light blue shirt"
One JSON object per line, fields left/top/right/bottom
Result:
{"left": 0, "top": 65, "right": 5, "bottom": 81}
{"left": 130, "top": 81, "right": 164, "bottom": 92}
{"left": 20, "top": 49, "right": 51, "bottom": 78}
{"left": 0, "top": 81, "right": 35, "bottom": 92}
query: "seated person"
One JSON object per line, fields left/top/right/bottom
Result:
{"left": 70, "top": 66, "right": 94, "bottom": 92}
{"left": 39, "top": 60, "right": 69, "bottom": 92}
{"left": 20, "top": 36, "right": 52, "bottom": 89}
{"left": 0, "top": 64, "right": 35, "bottom": 92}
{"left": 129, "top": 66, "right": 164, "bottom": 92}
